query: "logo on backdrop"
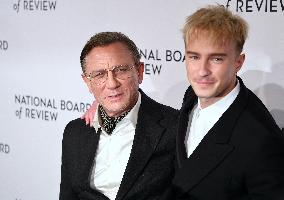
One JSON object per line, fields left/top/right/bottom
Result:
{"left": 0, "top": 143, "right": 10, "bottom": 154}
{"left": 0, "top": 40, "right": 8, "bottom": 51}
{"left": 139, "top": 48, "right": 185, "bottom": 75}
{"left": 225, "top": 0, "right": 284, "bottom": 12}
{"left": 13, "top": 0, "right": 57, "bottom": 13}
{"left": 14, "top": 94, "right": 91, "bottom": 122}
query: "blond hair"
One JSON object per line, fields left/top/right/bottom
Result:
{"left": 183, "top": 5, "right": 248, "bottom": 53}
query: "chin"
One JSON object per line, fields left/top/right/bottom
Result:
{"left": 195, "top": 90, "right": 215, "bottom": 99}
{"left": 106, "top": 104, "right": 128, "bottom": 115}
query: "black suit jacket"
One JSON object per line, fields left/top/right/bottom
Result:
{"left": 172, "top": 78, "right": 284, "bottom": 200}
{"left": 59, "top": 90, "right": 179, "bottom": 200}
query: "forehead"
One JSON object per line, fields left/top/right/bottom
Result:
{"left": 186, "top": 31, "right": 236, "bottom": 53}
{"left": 85, "top": 42, "right": 134, "bottom": 68}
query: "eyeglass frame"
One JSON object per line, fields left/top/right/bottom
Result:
{"left": 82, "top": 63, "right": 139, "bottom": 86}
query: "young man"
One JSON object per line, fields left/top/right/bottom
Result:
{"left": 59, "top": 32, "right": 178, "bottom": 200}
{"left": 172, "top": 5, "right": 284, "bottom": 200}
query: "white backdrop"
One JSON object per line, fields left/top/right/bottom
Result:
{"left": 1, "top": 0, "right": 284, "bottom": 199}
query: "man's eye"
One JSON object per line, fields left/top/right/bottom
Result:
{"left": 93, "top": 72, "right": 105, "bottom": 78}
{"left": 188, "top": 55, "right": 199, "bottom": 60}
{"left": 115, "top": 66, "right": 129, "bottom": 72}
{"left": 212, "top": 57, "right": 223, "bottom": 62}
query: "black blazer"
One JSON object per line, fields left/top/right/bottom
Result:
{"left": 172, "top": 78, "right": 284, "bottom": 200}
{"left": 59, "top": 90, "right": 179, "bottom": 200}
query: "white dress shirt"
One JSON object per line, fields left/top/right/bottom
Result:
{"left": 90, "top": 93, "right": 141, "bottom": 200}
{"left": 186, "top": 81, "right": 240, "bottom": 157}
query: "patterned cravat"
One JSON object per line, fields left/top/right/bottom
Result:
{"left": 99, "top": 105, "right": 129, "bottom": 135}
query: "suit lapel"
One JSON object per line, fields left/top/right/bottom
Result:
{"left": 176, "top": 86, "right": 197, "bottom": 167}
{"left": 174, "top": 137, "right": 234, "bottom": 193}
{"left": 174, "top": 78, "right": 249, "bottom": 193}
{"left": 115, "top": 92, "right": 166, "bottom": 200}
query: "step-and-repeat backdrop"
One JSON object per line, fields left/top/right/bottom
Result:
{"left": 1, "top": 0, "right": 284, "bottom": 199}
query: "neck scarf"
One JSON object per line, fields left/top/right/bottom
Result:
{"left": 99, "top": 105, "right": 129, "bottom": 135}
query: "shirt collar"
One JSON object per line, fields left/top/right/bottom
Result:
{"left": 92, "top": 92, "right": 141, "bottom": 132}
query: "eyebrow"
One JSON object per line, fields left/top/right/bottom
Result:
{"left": 186, "top": 50, "right": 199, "bottom": 55}
{"left": 92, "top": 68, "right": 106, "bottom": 72}
{"left": 186, "top": 51, "right": 227, "bottom": 57}
{"left": 91, "top": 64, "right": 127, "bottom": 73}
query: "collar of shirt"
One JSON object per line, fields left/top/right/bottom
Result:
{"left": 186, "top": 80, "right": 240, "bottom": 157}
{"left": 92, "top": 92, "right": 141, "bottom": 134}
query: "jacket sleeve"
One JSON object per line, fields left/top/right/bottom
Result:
{"left": 245, "top": 130, "right": 284, "bottom": 200}
{"left": 59, "top": 123, "right": 78, "bottom": 200}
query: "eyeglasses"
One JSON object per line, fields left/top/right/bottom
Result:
{"left": 83, "top": 64, "right": 137, "bottom": 85}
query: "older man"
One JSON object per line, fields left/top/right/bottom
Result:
{"left": 59, "top": 32, "right": 178, "bottom": 200}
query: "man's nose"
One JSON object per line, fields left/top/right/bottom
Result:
{"left": 105, "top": 70, "right": 120, "bottom": 88}
{"left": 198, "top": 60, "right": 211, "bottom": 76}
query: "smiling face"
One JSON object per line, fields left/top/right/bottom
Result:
{"left": 83, "top": 42, "right": 144, "bottom": 117}
{"left": 185, "top": 32, "right": 245, "bottom": 108}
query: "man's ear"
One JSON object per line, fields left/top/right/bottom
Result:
{"left": 235, "top": 53, "right": 245, "bottom": 73}
{"left": 82, "top": 74, "right": 93, "bottom": 94}
{"left": 137, "top": 62, "right": 144, "bottom": 84}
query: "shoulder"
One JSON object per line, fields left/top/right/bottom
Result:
{"left": 140, "top": 90, "right": 179, "bottom": 118}
{"left": 63, "top": 118, "right": 94, "bottom": 140}
{"left": 232, "top": 79, "right": 280, "bottom": 135}
{"left": 64, "top": 118, "right": 87, "bottom": 132}
{"left": 230, "top": 86, "right": 283, "bottom": 151}
{"left": 245, "top": 88, "right": 280, "bottom": 134}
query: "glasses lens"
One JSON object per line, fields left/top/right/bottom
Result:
{"left": 88, "top": 64, "right": 136, "bottom": 85}
{"left": 86, "top": 71, "right": 106, "bottom": 85}
{"left": 114, "top": 65, "right": 134, "bottom": 79}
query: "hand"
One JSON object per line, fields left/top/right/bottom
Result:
{"left": 81, "top": 100, "right": 98, "bottom": 127}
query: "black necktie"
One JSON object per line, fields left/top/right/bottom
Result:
{"left": 99, "top": 105, "right": 129, "bottom": 135}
